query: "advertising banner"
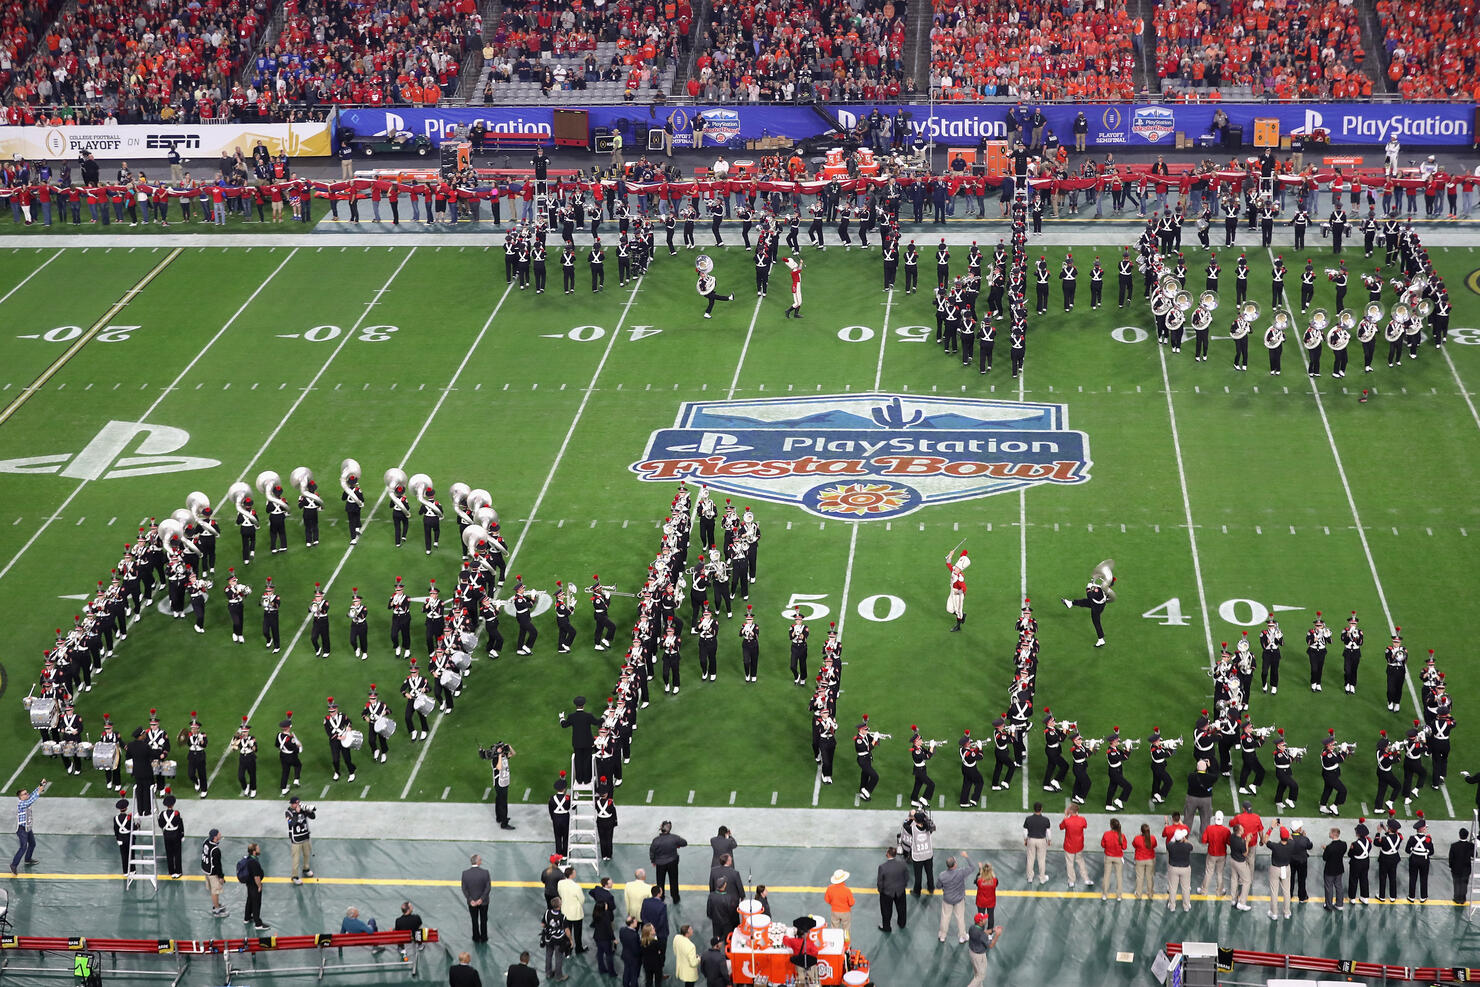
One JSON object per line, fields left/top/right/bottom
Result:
{"left": 0, "top": 122, "right": 334, "bottom": 161}
{"left": 341, "top": 102, "right": 1475, "bottom": 151}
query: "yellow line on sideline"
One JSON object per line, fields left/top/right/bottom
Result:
{"left": 0, "top": 246, "right": 183, "bottom": 427}
{"left": 3, "top": 873, "right": 1465, "bottom": 906}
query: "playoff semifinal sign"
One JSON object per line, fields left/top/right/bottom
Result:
{"left": 0, "top": 122, "right": 334, "bottom": 161}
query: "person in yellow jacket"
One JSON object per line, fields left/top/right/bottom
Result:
{"left": 672, "top": 924, "right": 700, "bottom": 986}
{"left": 557, "top": 866, "right": 589, "bottom": 954}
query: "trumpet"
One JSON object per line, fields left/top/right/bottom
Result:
{"left": 1251, "top": 725, "right": 1278, "bottom": 739}
{"left": 257, "top": 470, "right": 288, "bottom": 515}
{"left": 1081, "top": 737, "right": 1105, "bottom": 753}
{"left": 1286, "top": 746, "right": 1308, "bottom": 760}
{"left": 1334, "top": 741, "right": 1357, "bottom": 756}
{"left": 1057, "top": 719, "right": 1079, "bottom": 733}
{"left": 922, "top": 739, "right": 950, "bottom": 749}
{"left": 291, "top": 466, "right": 323, "bottom": 511}
{"left": 867, "top": 731, "right": 892, "bottom": 743}
{"left": 1324, "top": 268, "right": 1342, "bottom": 279}
{"left": 1159, "top": 736, "right": 1185, "bottom": 751}
{"left": 385, "top": 467, "right": 409, "bottom": 514}
{"left": 1120, "top": 738, "right": 1142, "bottom": 751}
{"left": 410, "top": 472, "right": 441, "bottom": 520}
{"left": 340, "top": 459, "right": 364, "bottom": 507}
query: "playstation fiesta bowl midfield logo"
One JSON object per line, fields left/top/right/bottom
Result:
{"left": 1132, "top": 107, "right": 1176, "bottom": 143}
{"left": 630, "top": 394, "right": 1092, "bottom": 520}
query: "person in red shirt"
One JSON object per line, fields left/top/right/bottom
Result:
{"left": 1132, "top": 823, "right": 1158, "bottom": 899}
{"left": 1162, "top": 811, "right": 1189, "bottom": 846}
{"left": 1200, "top": 810, "right": 1232, "bottom": 896}
{"left": 1059, "top": 803, "right": 1091, "bottom": 888}
{"left": 972, "top": 860, "right": 997, "bottom": 925}
{"left": 1230, "top": 801, "right": 1265, "bottom": 869}
{"left": 1100, "top": 818, "right": 1128, "bottom": 900}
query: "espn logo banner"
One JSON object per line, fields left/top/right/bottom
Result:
{"left": 0, "top": 123, "right": 332, "bottom": 161}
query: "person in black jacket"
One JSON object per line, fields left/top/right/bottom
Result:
{"left": 1450, "top": 828, "right": 1474, "bottom": 904}
{"left": 560, "top": 696, "right": 599, "bottom": 784}
{"left": 449, "top": 951, "right": 483, "bottom": 987}
{"left": 592, "top": 877, "right": 618, "bottom": 976}
{"left": 125, "top": 728, "right": 156, "bottom": 813}
{"left": 699, "top": 938, "right": 728, "bottom": 987}
{"left": 1288, "top": 821, "right": 1313, "bottom": 901}
{"left": 876, "top": 846, "right": 909, "bottom": 932}
{"left": 649, "top": 821, "right": 688, "bottom": 903}
{"left": 1320, "top": 828, "right": 1346, "bottom": 911}
{"left": 619, "top": 916, "right": 643, "bottom": 987}
{"left": 243, "top": 842, "right": 269, "bottom": 929}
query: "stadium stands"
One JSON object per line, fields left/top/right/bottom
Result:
{"left": 473, "top": 0, "right": 685, "bottom": 104}
{"left": 1152, "top": 0, "right": 1370, "bottom": 100}
{"left": 688, "top": 0, "right": 909, "bottom": 103}
{"left": 4, "top": 0, "right": 270, "bottom": 120}
{"left": 1375, "top": 0, "right": 1478, "bottom": 100}
{"left": 930, "top": 0, "right": 1138, "bottom": 102}
{"left": 251, "top": 0, "right": 483, "bottom": 108}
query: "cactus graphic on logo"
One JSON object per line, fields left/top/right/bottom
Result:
{"left": 630, "top": 393, "right": 1092, "bottom": 520}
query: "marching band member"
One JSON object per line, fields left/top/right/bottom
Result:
{"left": 694, "top": 603, "right": 719, "bottom": 681}
{"left": 1271, "top": 731, "right": 1300, "bottom": 809}
{"left": 189, "top": 570, "right": 209, "bottom": 633}
{"left": 697, "top": 268, "right": 734, "bottom": 320}
{"left": 1401, "top": 722, "right": 1429, "bottom": 804}
{"left": 959, "top": 729, "right": 985, "bottom": 807}
{"left": 431, "top": 644, "right": 458, "bottom": 713}
{"left": 99, "top": 715, "right": 123, "bottom": 789}
{"left": 1374, "top": 731, "right": 1401, "bottom": 811}
{"left": 1104, "top": 732, "right": 1132, "bottom": 810}
{"left": 420, "top": 484, "right": 442, "bottom": 555}
{"left": 1306, "top": 613, "right": 1332, "bottom": 691}
{"left": 1347, "top": 820, "right": 1372, "bottom": 903}
{"left": 788, "top": 612, "right": 810, "bottom": 685}
{"left": 1339, "top": 612, "right": 1363, "bottom": 694}
{"left": 266, "top": 479, "right": 289, "bottom": 554}
{"left": 158, "top": 790, "right": 185, "bottom": 878}
{"left": 348, "top": 588, "right": 369, "bottom": 659}
{"left": 514, "top": 581, "right": 538, "bottom": 655}
{"left": 589, "top": 576, "right": 616, "bottom": 651}
{"left": 595, "top": 779, "right": 618, "bottom": 860}
{"left": 1303, "top": 315, "right": 1324, "bottom": 377}
{"left": 946, "top": 549, "right": 969, "bottom": 632}
{"left": 855, "top": 720, "right": 881, "bottom": 802}
{"left": 390, "top": 477, "right": 411, "bottom": 547}
{"left": 298, "top": 478, "right": 321, "bottom": 547}
{"left": 309, "top": 585, "right": 331, "bottom": 658}
{"left": 182, "top": 712, "right": 209, "bottom": 797}
{"left": 342, "top": 467, "right": 363, "bottom": 543}
{"left": 389, "top": 576, "right": 412, "bottom": 657}
{"left": 659, "top": 618, "right": 682, "bottom": 694}
{"left": 1069, "top": 732, "right": 1093, "bottom": 805}
{"left": 1317, "top": 731, "right": 1349, "bottom": 815}
{"left": 1259, "top": 615, "right": 1284, "bottom": 693}
{"left": 402, "top": 659, "right": 431, "bottom": 740}
{"left": 260, "top": 577, "right": 281, "bottom": 653}
{"left": 1383, "top": 632, "right": 1408, "bottom": 712}
{"left": 909, "top": 730, "right": 937, "bottom": 809}
{"left": 228, "top": 717, "right": 257, "bottom": 797}
{"left": 223, "top": 569, "right": 249, "bottom": 643}
{"left": 112, "top": 795, "right": 136, "bottom": 874}
{"left": 276, "top": 713, "right": 303, "bottom": 796}
{"left": 990, "top": 718, "right": 1017, "bottom": 792}
{"left": 549, "top": 772, "right": 572, "bottom": 856}
{"left": 738, "top": 605, "right": 760, "bottom": 682}
{"left": 1041, "top": 710, "right": 1069, "bottom": 793}
{"left": 1061, "top": 573, "right": 1113, "bottom": 648}
{"left": 236, "top": 492, "right": 258, "bottom": 563}
{"left": 479, "top": 591, "right": 504, "bottom": 659}
{"left": 324, "top": 698, "right": 355, "bottom": 781}
{"left": 1376, "top": 818, "right": 1403, "bottom": 903}
{"left": 1236, "top": 722, "right": 1267, "bottom": 796}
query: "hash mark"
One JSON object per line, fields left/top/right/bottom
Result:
{"left": 1392, "top": 527, "right": 1399, "bottom": 536}
{"left": 785, "top": 521, "right": 792, "bottom": 530}
{"left": 441, "top": 787, "right": 451, "bottom": 800}
{"left": 362, "top": 786, "right": 371, "bottom": 799}
{"left": 418, "top": 383, "right": 425, "bottom": 392}
{"left": 1256, "top": 526, "right": 1262, "bottom": 534}
{"left": 523, "top": 788, "right": 531, "bottom": 801}
{"left": 503, "top": 383, "right": 509, "bottom": 391}
{"left": 108, "top": 517, "right": 116, "bottom": 526}
{"left": 1426, "top": 527, "right": 1433, "bottom": 536}
{"left": 75, "top": 517, "right": 84, "bottom": 526}
{"left": 1153, "top": 524, "right": 1160, "bottom": 533}
{"left": 475, "top": 383, "right": 481, "bottom": 391}
{"left": 770, "top": 792, "right": 778, "bottom": 805}
{"left": 646, "top": 790, "right": 654, "bottom": 804}
{"left": 1221, "top": 525, "right": 1227, "bottom": 534}
{"left": 1290, "top": 526, "right": 1297, "bottom": 535}
{"left": 223, "top": 383, "right": 230, "bottom": 391}
{"left": 590, "top": 520, "right": 598, "bottom": 528}
{"left": 558, "top": 519, "right": 564, "bottom": 528}
{"left": 251, "top": 383, "right": 258, "bottom": 390}
{"left": 483, "top": 787, "right": 491, "bottom": 801}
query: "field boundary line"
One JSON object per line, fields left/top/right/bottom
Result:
{"left": 1267, "top": 248, "right": 1455, "bottom": 817}
{"left": 201, "top": 248, "right": 459, "bottom": 785}
{"left": 0, "top": 248, "right": 62, "bottom": 310}
{"left": 0, "top": 247, "right": 182, "bottom": 427}
{"left": 400, "top": 276, "right": 648, "bottom": 798}
{"left": 0, "top": 247, "right": 302, "bottom": 795}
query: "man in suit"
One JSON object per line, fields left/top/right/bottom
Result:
{"left": 640, "top": 885, "right": 669, "bottom": 954}
{"left": 709, "top": 825, "right": 737, "bottom": 869}
{"left": 876, "top": 846, "right": 910, "bottom": 931}
{"left": 619, "top": 916, "right": 643, "bottom": 987}
{"left": 461, "top": 854, "right": 491, "bottom": 942}
{"left": 708, "top": 853, "right": 743, "bottom": 901}
{"left": 699, "top": 936, "right": 729, "bottom": 987}
{"left": 449, "top": 951, "right": 481, "bottom": 987}
{"left": 623, "top": 867, "right": 649, "bottom": 921}
{"left": 505, "top": 951, "right": 538, "bottom": 987}
{"left": 560, "top": 696, "right": 599, "bottom": 784}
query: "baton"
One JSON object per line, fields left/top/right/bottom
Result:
{"left": 949, "top": 537, "right": 967, "bottom": 557}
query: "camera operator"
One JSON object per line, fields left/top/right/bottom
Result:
{"left": 286, "top": 796, "right": 316, "bottom": 885}
{"left": 481, "top": 742, "right": 517, "bottom": 830}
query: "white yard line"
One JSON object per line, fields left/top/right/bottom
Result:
{"left": 1157, "top": 340, "right": 1231, "bottom": 804}
{"left": 400, "top": 275, "right": 647, "bottom": 798}
{"left": 0, "top": 248, "right": 61, "bottom": 308}
{"left": 0, "top": 249, "right": 303, "bottom": 795}
{"left": 726, "top": 296, "right": 767, "bottom": 399}
{"left": 1440, "top": 347, "right": 1480, "bottom": 434}
{"left": 204, "top": 252, "right": 485, "bottom": 787}
{"left": 1267, "top": 248, "right": 1455, "bottom": 817}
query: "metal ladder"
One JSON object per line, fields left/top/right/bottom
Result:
{"left": 1468, "top": 811, "right": 1480, "bottom": 923}
{"left": 564, "top": 755, "right": 600, "bottom": 875}
{"left": 126, "top": 812, "right": 158, "bottom": 890}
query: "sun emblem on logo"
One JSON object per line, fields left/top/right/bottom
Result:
{"left": 812, "top": 483, "right": 911, "bottom": 516}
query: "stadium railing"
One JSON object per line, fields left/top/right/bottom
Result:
{"left": 1164, "top": 942, "right": 1476, "bottom": 982}
{"left": 0, "top": 928, "right": 440, "bottom": 983}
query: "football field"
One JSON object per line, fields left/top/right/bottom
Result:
{"left": 0, "top": 232, "right": 1477, "bottom": 826}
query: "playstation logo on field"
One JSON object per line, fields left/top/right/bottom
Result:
{"left": 630, "top": 394, "right": 1092, "bottom": 521}
{"left": 0, "top": 420, "right": 221, "bottom": 480}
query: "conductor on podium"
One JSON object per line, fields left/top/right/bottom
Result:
{"left": 561, "top": 696, "right": 599, "bottom": 784}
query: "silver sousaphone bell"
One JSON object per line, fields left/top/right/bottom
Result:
{"left": 1089, "top": 558, "right": 1116, "bottom": 602}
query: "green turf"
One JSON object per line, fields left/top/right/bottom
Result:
{"left": 0, "top": 238, "right": 1476, "bottom": 825}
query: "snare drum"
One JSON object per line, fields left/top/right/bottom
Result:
{"left": 450, "top": 649, "right": 472, "bottom": 673}
{"left": 438, "top": 668, "right": 463, "bottom": 691}
{"left": 339, "top": 729, "right": 364, "bottom": 751}
{"left": 93, "top": 741, "right": 118, "bottom": 770}
{"left": 59, "top": 741, "right": 77, "bottom": 758}
{"left": 40, "top": 740, "right": 60, "bottom": 757}
{"left": 156, "top": 759, "right": 178, "bottom": 778}
{"left": 77, "top": 741, "right": 94, "bottom": 761}
{"left": 413, "top": 693, "right": 435, "bottom": 716}
{"left": 373, "top": 715, "right": 396, "bottom": 738}
{"left": 29, "top": 697, "right": 58, "bottom": 730}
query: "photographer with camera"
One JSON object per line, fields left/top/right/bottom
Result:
{"left": 479, "top": 741, "right": 517, "bottom": 830}
{"left": 285, "top": 796, "right": 316, "bottom": 885}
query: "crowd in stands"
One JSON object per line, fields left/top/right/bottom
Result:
{"left": 1376, "top": 0, "right": 1480, "bottom": 100}
{"left": 0, "top": 0, "right": 69, "bottom": 94}
{"left": 250, "top": 0, "right": 482, "bottom": 109}
{"left": 686, "top": 0, "right": 910, "bottom": 103}
{"left": 1153, "top": 0, "right": 1370, "bottom": 100}
{"left": 931, "top": 0, "right": 1139, "bottom": 102}
{"left": 480, "top": 0, "right": 687, "bottom": 99}
{"left": 3, "top": 0, "right": 272, "bottom": 122}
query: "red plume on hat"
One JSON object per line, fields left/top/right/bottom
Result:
{"left": 1277, "top": 728, "right": 1284, "bottom": 735}
{"left": 1380, "top": 730, "right": 1387, "bottom": 737}
{"left": 559, "top": 770, "right": 567, "bottom": 778}
{"left": 1328, "top": 728, "right": 1336, "bottom": 735}
{"left": 861, "top": 713, "right": 869, "bottom": 721}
